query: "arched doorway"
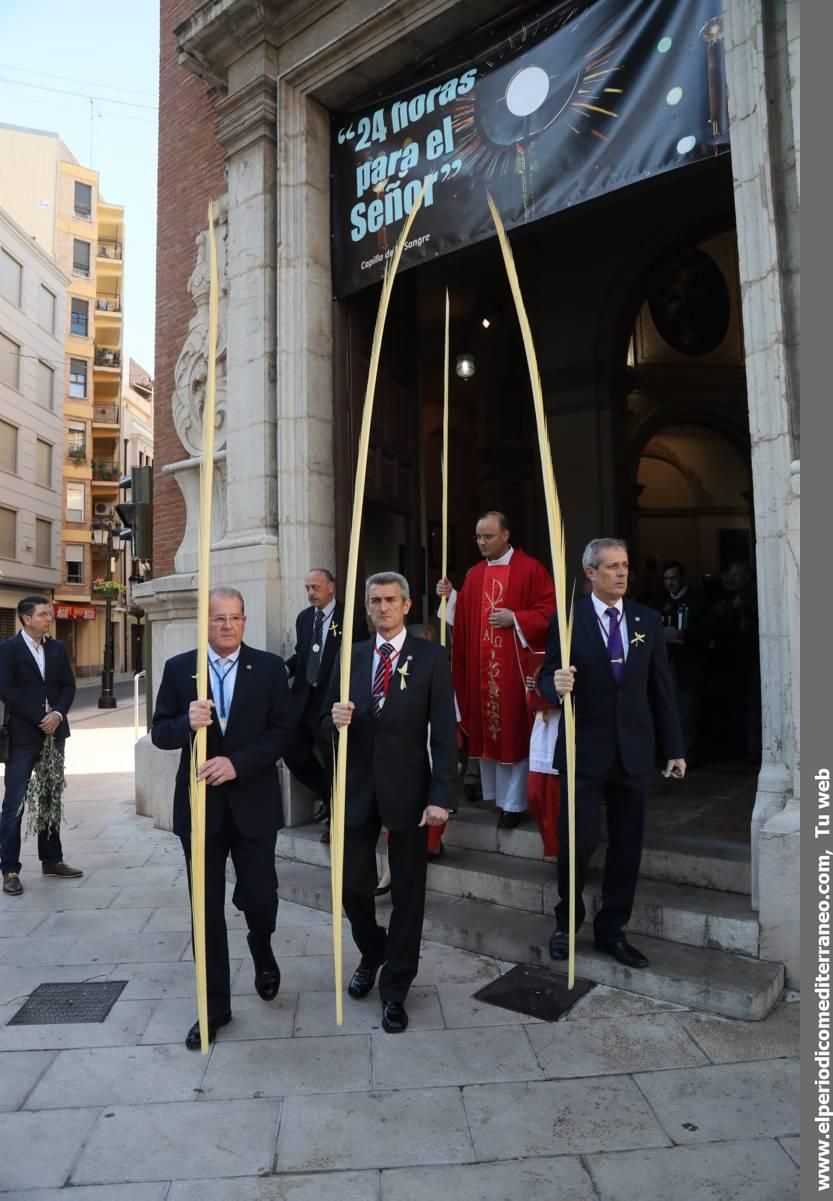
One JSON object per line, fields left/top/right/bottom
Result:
{"left": 620, "top": 233, "right": 762, "bottom": 848}
{"left": 634, "top": 423, "right": 754, "bottom": 599}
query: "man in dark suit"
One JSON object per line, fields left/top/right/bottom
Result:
{"left": 284, "top": 568, "right": 368, "bottom": 843}
{"left": 539, "top": 539, "right": 685, "bottom": 969}
{"left": 324, "top": 572, "right": 456, "bottom": 1033}
{"left": 151, "top": 587, "right": 295, "bottom": 1047}
{"left": 657, "top": 560, "right": 708, "bottom": 757}
{"left": 0, "top": 596, "right": 82, "bottom": 895}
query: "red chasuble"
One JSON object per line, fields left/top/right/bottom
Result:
{"left": 452, "top": 548, "right": 555, "bottom": 763}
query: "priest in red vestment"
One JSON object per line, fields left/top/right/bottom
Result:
{"left": 437, "top": 511, "right": 555, "bottom": 827}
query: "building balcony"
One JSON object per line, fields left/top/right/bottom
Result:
{"left": 95, "top": 296, "right": 122, "bottom": 314}
{"left": 91, "top": 459, "right": 121, "bottom": 483}
{"left": 97, "top": 240, "right": 123, "bottom": 261}
{"left": 66, "top": 444, "right": 88, "bottom": 465}
{"left": 94, "top": 347, "right": 121, "bottom": 370}
{"left": 92, "top": 402, "right": 120, "bottom": 427}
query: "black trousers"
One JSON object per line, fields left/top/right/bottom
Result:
{"left": 343, "top": 807, "right": 428, "bottom": 1004}
{"left": 180, "top": 803, "right": 279, "bottom": 1018}
{"left": 555, "top": 756, "right": 648, "bottom": 944}
{"left": 0, "top": 741, "right": 64, "bottom": 874}
{"left": 284, "top": 696, "right": 330, "bottom": 802}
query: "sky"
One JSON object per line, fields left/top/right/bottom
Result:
{"left": 0, "top": 0, "right": 160, "bottom": 374}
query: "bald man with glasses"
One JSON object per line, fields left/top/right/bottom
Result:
{"left": 152, "top": 587, "right": 295, "bottom": 1048}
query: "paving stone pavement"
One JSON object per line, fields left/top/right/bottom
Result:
{"left": 0, "top": 717, "right": 800, "bottom": 1199}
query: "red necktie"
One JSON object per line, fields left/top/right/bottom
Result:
{"left": 372, "top": 643, "right": 395, "bottom": 716}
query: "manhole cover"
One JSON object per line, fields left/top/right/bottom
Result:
{"left": 8, "top": 981, "right": 128, "bottom": 1026}
{"left": 473, "top": 963, "right": 595, "bottom": 1022}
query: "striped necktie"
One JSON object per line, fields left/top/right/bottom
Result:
{"left": 605, "top": 607, "right": 625, "bottom": 684}
{"left": 305, "top": 608, "right": 325, "bottom": 685}
{"left": 372, "top": 643, "right": 395, "bottom": 716}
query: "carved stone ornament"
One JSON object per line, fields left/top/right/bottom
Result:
{"left": 172, "top": 194, "right": 229, "bottom": 455}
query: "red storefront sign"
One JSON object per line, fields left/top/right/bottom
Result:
{"left": 55, "top": 605, "right": 97, "bottom": 621}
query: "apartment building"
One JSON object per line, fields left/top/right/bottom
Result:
{"left": 0, "top": 123, "right": 126, "bottom": 674}
{"left": 0, "top": 206, "right": 68, "bottom": 635}
{"left": 119, "top": 358, "right": 153, "bottom": 672}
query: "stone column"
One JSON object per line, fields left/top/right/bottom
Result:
{"left": 274, "top": 81, "right": 336, "bottom": 638}
{"left": 212, "top": 63, "right": 283, "bottom": 649}
{"left": 724, "top": 0, "right": 799, "bottom": 973}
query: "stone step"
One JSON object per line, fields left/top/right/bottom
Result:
{"left": 443, "top": 807, "right": 752, "bottom": 895}
{"left": 277, "top": 826, "right": 759, "bottom": 956}
{"left": 275, "top": 859, "right": 783, "bottom": 1021}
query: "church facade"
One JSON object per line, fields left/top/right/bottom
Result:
{"left": 137, "top": 0, "right": 800, "bottom": 989}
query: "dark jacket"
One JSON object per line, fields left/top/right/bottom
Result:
{"left": 151, "top": 642, "right": 295, "bottom": 838}
{"left": 286, "top": 602, "right": 369, "bottom": 723}
{"left": 321, "top": 633, "right": 456, "bottom": 830}
{"left": 538, "top": 595, "right": 683, "bottom": 779}
{"left": 656, "top": 585, "right": 709, "bottom": 687}
{"left": 0, "top": 632, "right": 75, "bottom": 746}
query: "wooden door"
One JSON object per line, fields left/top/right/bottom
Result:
{"left": 332, "top": 275, "right": 424, "bottom": 616}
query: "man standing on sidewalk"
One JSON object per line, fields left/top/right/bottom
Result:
{"left": 0, "top": 596, "right": 83, "bottom": 895}
{"left": 151, "top": 587, "right": 296, "bottom": 1048}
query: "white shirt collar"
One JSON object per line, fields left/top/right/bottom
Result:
{"left": 591, "top": 593, "right": 624, "bottom": 619}
{"left": 22, "top": 630, "right": 45, "bottom": 653}
{"left": 316, "top": 599, "right": 336, "bottom": 620}
{"left": 375, "top": 627, "right": 408, "bottom": 653}
{"left": 485, "top": 545, "right": 514, "bottom": 567}
{"left": 669, "top": 585, "right": 689, "bottom": 601}
{"left": 209, "top": 648, "right": 240, "bottom": 666}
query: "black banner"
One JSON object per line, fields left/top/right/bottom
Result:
{"left": 331, "top": 0, "right": 729, "bottom": 297}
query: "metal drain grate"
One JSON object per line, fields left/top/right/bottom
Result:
{"left": 473, "top": 963, "right": 595, "bottom": 1022}
{"left": 8, "top": 981, "right": 128, "bottom": 1026}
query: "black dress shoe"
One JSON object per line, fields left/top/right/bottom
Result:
{"left": 381, "top": 1000, "right": 408, "bottom": 1033}
{"left": 497, "top": 810, "right": 524, "bottom": 829}
{"left": 595, "top": 937, "right": 649, "bottom": 969}
{"left": 247, "top": 933, "right": 280, "bottom": 1000}
{"left": 548, "top": 929, "right": 570, "bottom": 961}
{"left": 348, "top": 960, "right": 380, "bottom": 998}
{"left": 185, "top": 1011, "right": 231, "bottom": 1049}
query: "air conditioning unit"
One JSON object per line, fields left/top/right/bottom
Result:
{"left": 94, "top": 502, "right": 113, "bottom": 517}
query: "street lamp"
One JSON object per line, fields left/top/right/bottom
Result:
{"left": 91, "top": 519, "right": 117, "bottom": 709}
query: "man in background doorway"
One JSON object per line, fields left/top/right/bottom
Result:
{"left": 657, "top": 560, "right": 707, "bottom": 759}
{"left": 284, "top": 568, "right": 368, "bottom": 843}
{"left": 437, "top": 511, "right": 554, "bottom": 828}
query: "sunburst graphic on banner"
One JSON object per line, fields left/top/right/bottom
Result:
{"left": 451, "top": 8, "right": 628, "bottom": 180}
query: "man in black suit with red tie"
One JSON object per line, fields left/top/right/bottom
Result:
{"left": 324, "top": 572, "right": 456, "bottom": 1033}
{"left": 284, "top": 568, "right": 368, "bottom": 842}
{"left": 0, "top": 596, "right": 82, "bottom": 895}
{"left": 151, "top": 587, "right": 295, "bottom": 1047}
{"left": 538, "top": 539, "right": 685, "bottom": 970}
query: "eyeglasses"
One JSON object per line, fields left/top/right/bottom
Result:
{"left": 209, "top": 615, "right": 245, "bottom": 626}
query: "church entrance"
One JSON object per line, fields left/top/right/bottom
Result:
{"left": 332, "top": 152, "right": 759, "bottom": 854}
